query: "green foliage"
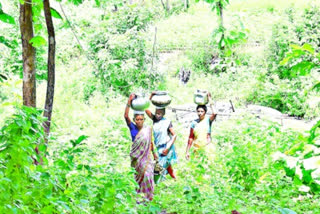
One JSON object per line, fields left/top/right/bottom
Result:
{"left": 251, "top": 41, "right": 319, "bottom": 117}
{"left": 0, "top": 4, "right": 15, "bottom": 25}
{"left": 0, "top": 106, "right": 47, "bottom": 212}
{"left": 267, "top": 6, "right": 320, "bottom": 79}
{"left": 29, "top": 35, "right": 47, "bottom": 48}
{"left": 50, "top": 7, "right": 63, "bottom": 20}
{"left": 274, "top": 120, "right": 320, "bottom": 193}
{"left": 89, "top": 4, "right": 163, "bottom": 96}
{"left": 0, "top": 106, "right": 138, "bottom": 213}
{"left": 280, "top": 43, "right": 320, "bottom": 78}
{"left": 247, "top": 76, "right": 308, "bottom": 117}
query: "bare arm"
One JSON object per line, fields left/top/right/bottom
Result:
{"left": 145, "top": 109, "right": 154, "bottom": 119}
{"left": 124, "top": 93, "right": 135, "bottom": 126}
{"left": 145, "top": 91, "right": 156, "bottom": 119}
{"left": 185, "top": 128, "right": 194, "bottom": 160}
{"left": 167, "top": 127, "right": 177, "bottom": 149}
{"left": 162, "top": 127, "right": 176, "bottom": 155}
{"left": 151, "top": 141, "right": 158, "bottom": 160}
{"left": 208, "top": 92, "right": 217, "bottom": 122}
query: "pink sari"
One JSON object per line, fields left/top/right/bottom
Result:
{"left": 130, "top": 126, "right": 154, "bottom": 201}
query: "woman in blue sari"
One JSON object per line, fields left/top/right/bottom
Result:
{"left": 145, "top": 92, "right": 177, "bottom": 181}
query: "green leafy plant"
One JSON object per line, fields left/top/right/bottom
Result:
{"left": 88, "top": 3, "right": 164, "bottom": 96}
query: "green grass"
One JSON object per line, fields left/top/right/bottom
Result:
{"left": 1, "top": 0, "right": 320, "bottom": 212}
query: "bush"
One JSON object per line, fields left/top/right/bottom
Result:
{"left": 267, "top": 6, "right": 320, "bottom": 79}
{"left": 88, "top": 4, "right": 164, "bottom": 96}
{"left": 273, "top": 120, "right": 320, "bottom": 193}
{"left": 247, "top": 76, "right": 310, "bottom": 117}
{"left": 0, "top": 106, "right": 138, "bottom": 213}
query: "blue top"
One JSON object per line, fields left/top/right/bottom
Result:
{"left": 128, "top": 122, "right": 139, "bottom": 141}
{"left": 152, "top": 117, "right": 172, "bottom": 147}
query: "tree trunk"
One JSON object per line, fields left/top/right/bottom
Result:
{"left": 184, "top": 0, "right": 189, "bottom": 10}
{"left": 166, "top": 0, "right": 170, "bottom": 13}
{"left": 43, "top": 0, "right": 56, "bottom": 136}
{"left": 217, "top": 1, "right": 224, "bottom": 50}
{"left": 19, "top": 1, "right": 36, "bottom": 107}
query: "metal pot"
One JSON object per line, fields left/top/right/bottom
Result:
{"left": 151, "top": 91, "right": 171, "bottom": 108}
{"left": 194, "top": 89, "right": 209, "bottom": 105}
{"left": 131, "top": 93, "right": 150, "bottom": 111}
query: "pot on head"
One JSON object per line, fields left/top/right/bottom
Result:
{"left": 131, "top": 93, "right": 150, "bottom": 111}
{"left": 194, "top": 89, "right": 209, "bottom": 105}
{"left": 151, "top": 91, "right": 171, "bottom": 108}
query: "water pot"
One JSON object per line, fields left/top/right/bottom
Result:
{"left": 194, "top": 89, "right": 209, "bottom": 105}
{"left": 131, "top": 93, "right": 150, "bottom": 111}
{"left": 151, "top": 91, "right": 171, "bottom": 108}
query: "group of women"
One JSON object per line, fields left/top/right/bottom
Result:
{"left": 124, "top": 92, "right": 217, "bottom": 201}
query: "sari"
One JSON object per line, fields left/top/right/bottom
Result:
{"left": 191, "top": 116, "right": 215, "bottom": 154}
{"left": 153, "top": 117, "right": 177, "bottom": 183}
{"left": 130, "top": 126, "right": 154, "bottom": 201}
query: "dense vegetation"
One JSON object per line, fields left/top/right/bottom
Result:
{"left": 1, "top": 0, "right": 320, "bottom": 213}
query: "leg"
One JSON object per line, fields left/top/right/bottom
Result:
{"left": 167, "top": 165, "right": 176, "bottom": 179}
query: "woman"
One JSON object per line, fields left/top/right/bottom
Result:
{"left": 145, "top": 92, "right": 177, "bottom": 181}
{"left": 124, "top": 93, "right": 158, "bottom": 201}
{"left": 185, "top": 93, "right": 217, "bottom": 160}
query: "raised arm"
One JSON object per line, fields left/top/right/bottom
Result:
{"left": 124, "top": 93, "right": 135, "bottom": 126}
{"left": 145, "top": 91, "right": 156, "bottom": 119}
{"left": 208, "top": 92, "right": 217, "bottom": 122}
{"left": 185, "top": 128, "right": 195, "bottom": 160}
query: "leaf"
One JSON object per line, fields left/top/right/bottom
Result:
{"left": 0, "top": 12, "right": 15, "bottom": 25}
{"left": 68, "top": 0, "right": 84, "bottom": 5}
{"left": 301, "top": 43, "right": 315, "bottom": 54}
{"left": 312, "top": 82, "right": 320, "bottom": 92}
{"left": 290, "top": 44, "right": 302, "bottom": 50}
{"left": 309, "top": 119, "right": 320, "bottom": 143}
{"left": 29, "top": 36, "right": 47, "bottom": 48}
{"left": 0, "top": 36, "right": 18, "bottom": 48}
{"left": 94, "top": 0, "right": 100, "bottom": 7}
{"left": 0, "top": 73, "right": 8, "bottom": 82}
{"left": 280, "top": 56, "right": 292, "bottom": 66}
{"left": 70, "top": 135, "right": 88, "bottom": 147}
{"left": 290, "top": 61, "right": 314, "bottom": 76}
{"left": 50, "top": 7, "right": 63, "bottom": 19}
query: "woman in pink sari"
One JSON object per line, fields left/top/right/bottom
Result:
{"left": 124, "top": 94, "right": 158, "bottom": 201}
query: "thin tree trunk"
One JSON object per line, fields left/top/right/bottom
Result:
{"left": 151, "top": 27, "right": 157, "bottom": 70}
{"left": 19, "top": 1, "right": 36, "bottom": 107}
{"left": 184, "top": 0, "right": 189, "bottom": 10}
{"left": 43, "top": 0, "right": 56, "bottom": 136}
{"left": 165, "top": 0, "right": 170, "bottom": 13}
{"left": 160, "top": 0, "right": 166, "bottom": 10}
{"left": 217, "top": 1, "right": 224, "bottom": 50}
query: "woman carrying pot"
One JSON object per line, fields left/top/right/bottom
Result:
{"left": 145, "top": 91, "right": 177, "bottom": 181}
{"left": 185, "top": 92, "right": 217, "bottom": 160}
{"left": 124, "top": 93, "right": 158, "bottom": 201}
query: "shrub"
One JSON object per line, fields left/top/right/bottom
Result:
{"left": 88, "top": 4, "right": 164, "bottom": 96}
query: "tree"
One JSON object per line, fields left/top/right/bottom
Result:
{"left": 196, "top": 0, "right": 229, "bottom": 50}
{"left": 19, "top": 0, "right": 36, "bottom": 107}
{"left": 43, "top": 0, "right": 56, "bottom": 135}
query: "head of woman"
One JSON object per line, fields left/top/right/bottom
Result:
{"left": 133, "top": 114, "right": 145, "bottom": 129}
{"left": 155, "top": 108, "right": 165, "bottom": 121}
{"left": 196, "top": 105, "right": 207, "bottom": 120}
